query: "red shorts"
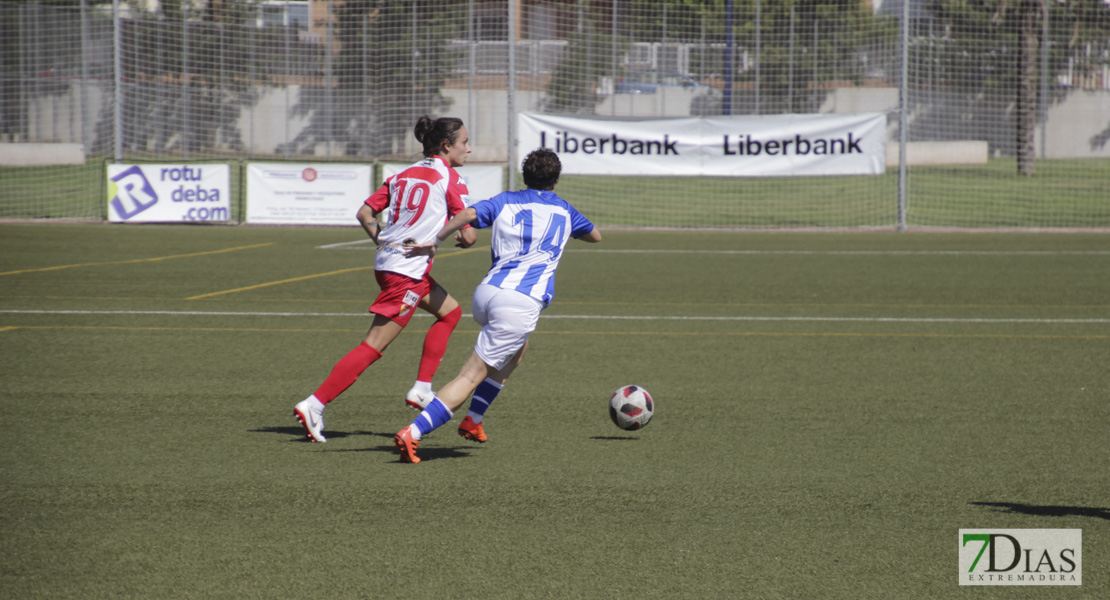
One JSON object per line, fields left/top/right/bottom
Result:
{"left": 369, "top": 271, "right": 437, "bottom": 326}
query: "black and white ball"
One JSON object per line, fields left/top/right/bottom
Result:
{"left": 608, "top": 385, "right": 654, "bottom": 431}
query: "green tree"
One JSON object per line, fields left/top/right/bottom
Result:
{"left": 929, "top": 0, "right": 1110, "bottom": 173}
{"left": 562, "top": 0, "right": 896, "bottom": 115}
{"left": 281, "top": 0, "right": 460, "bottom": 157}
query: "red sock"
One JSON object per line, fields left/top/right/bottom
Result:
{"left": 417, "top": 306, "right": 461, "bottom": 382}
{"left": 314, "top": 342, "right": 381, "bottom": 404}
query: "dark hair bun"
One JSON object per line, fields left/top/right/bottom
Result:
{"left": 413, "top": 115, "right": 465, "bottom": 158}
{"left": 413, "top": 115, "right": 436, "bottom": 144}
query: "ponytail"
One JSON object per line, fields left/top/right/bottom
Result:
{"left": 414, "top": 115, "right": 465, "bottom": 158}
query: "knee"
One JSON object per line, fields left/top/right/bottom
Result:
{"left": 439, "top": 305, "right": 462, "bottom": 326}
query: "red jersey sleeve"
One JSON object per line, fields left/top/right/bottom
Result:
{"left": 445, "top": 171, "right": 471, "bottom": 225}
{"left": 364, "top": 180, "right": 392, "bottom": 213}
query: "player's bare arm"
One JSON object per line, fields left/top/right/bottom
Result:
{"left": 455, "top": 226, "right": 478, "bottom": 248}
{"left": 356, "top": 204, "right": 381, "bottom": 244}
{"left": 405, "top": 207, "right": 478, "bottom": 257}
{"left": 578, "top": 226, "right": 602, "bottom": 243}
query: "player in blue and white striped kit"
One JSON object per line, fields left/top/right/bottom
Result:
{"left": 394, "top": 148, "right": 602, "bottom": 463}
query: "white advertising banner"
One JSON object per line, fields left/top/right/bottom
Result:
{"left": 517, "top": 112, "right": 886, "bottom": 177}
{"left": 246, "top": 163, "right": 372, "bottom": 226}
{"left": 107, "top": 163, "right": 231, "bottom": 223}
{"left": 381, "top": 164, "right": 505, "bottom": 203}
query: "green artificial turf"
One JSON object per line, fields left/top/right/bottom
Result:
{"left": 1, "top": 223, "right": 1108, "bottom": 599}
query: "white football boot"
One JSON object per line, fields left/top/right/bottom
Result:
{"left": 404, "top": 387, "right": 435, "bottom": 411}
{"left": 293, "top": 396, "right": 326, "bottom": 443}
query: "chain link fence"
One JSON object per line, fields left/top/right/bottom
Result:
{"left": 1, "top": 0, "right": 1107, "bottom": 228}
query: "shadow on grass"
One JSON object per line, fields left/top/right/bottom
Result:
{"left": 589, "top": 435, "right": 640, "bottom": 441}
{"left": 971, "top": 502, "right": 1110, "bottom": 521}
{"left": 333, "top": 439, "right": 477, "bottom": 463}
{"left": 250, "top": 425, "right": 374, "bottom": 442}
{"left": 254, "top": 426, "right": 477, "bottom": 462}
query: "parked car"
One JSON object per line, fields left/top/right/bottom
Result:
{"left": 614, "top": 70, "right": 710, "bottom": 94}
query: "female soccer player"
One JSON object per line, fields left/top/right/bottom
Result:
{"left": 393, "top": 148, "right": 602, "bottom": 463}
{"left": 293, "top": 115, "right": 477, "bottom": 443}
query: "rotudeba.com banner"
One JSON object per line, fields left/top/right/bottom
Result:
{"left": 517, "top": 112, "right": 886, "bottom": 177}
{"left": 107, "top": 163, "right": 231, "bottom": 223}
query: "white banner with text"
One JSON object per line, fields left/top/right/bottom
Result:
{"left": 517, "top": 112, "right": 886, "bottom": 177}
{"left": 246, "top": 163, "right": 372, "bottom": 226}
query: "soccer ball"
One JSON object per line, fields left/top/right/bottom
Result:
{"left": 608, "top": 385, "right": 654, "bottom": 431}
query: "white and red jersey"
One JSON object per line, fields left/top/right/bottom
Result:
{"left": 365, "top": 155, "right": 470, "bottom": 279}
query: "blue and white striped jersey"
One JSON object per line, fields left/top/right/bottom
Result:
{"left": 471, "top": 189, "right": 594, "bottom": 307}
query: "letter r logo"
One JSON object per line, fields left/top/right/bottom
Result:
{"left": 109, "top": 166, "right": 158, "bottom": 220}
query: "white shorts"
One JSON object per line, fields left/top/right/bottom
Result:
{"left": 471, "top": 284, "right": 543, "bottom": 370}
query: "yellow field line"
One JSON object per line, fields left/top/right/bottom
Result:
{"left": 187, "top": 266, "right": 376, "bottom": 300}
{"left": 558, "top": 300, "right": 1110, "bottom": 310}
{"left": 7, "top": 324, "right": 1108, "bottom": 340}
{"left": 0, "top": 243, "right": 276, "bottom": 277}
{"left": 187, "top": 246, "right": 486, "bottom": 300}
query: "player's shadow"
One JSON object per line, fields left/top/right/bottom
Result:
{"left": 303, "top": 431, "right": 478, "bottom": 462}
{"left": 590, "top": 435, "right": 640, "bottom": 441}
{"left": 971, "top": 501, "right": 1110, "bottom": 521}
{"left": 252, "top": 426, "right": 475, "bottom": 461}
{"left": 250, "top": 425, "right": 369, "bottom": 442}
{"left": 335, "top": 433, "right": 476, "bottom": 462}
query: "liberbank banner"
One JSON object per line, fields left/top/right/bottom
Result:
{"left": 518, "top": 112, "right": 886, "bottom": 177}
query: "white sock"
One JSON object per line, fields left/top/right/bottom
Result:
{"left": 408, "top": 424, "right": 423, "bottom": 441}
{"left": 412, "top": 381, "right": 433, "bottom": 395}
{"left": 467, "top": 411, "right": 483, "bottom": 424}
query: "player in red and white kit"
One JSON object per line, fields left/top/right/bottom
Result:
{"left": 293, "top": 116, "right": 477, "bottom": 443}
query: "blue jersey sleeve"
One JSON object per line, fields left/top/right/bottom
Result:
{"left": 470, "top": 195, "right": 504, "bottom": 229}
{"left": 566, "top": 203, "right": 594, "bottom": 238}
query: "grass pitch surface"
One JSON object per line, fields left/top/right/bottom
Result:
{"left": 1, "top": 223, "right": 1107, "bottom": 599}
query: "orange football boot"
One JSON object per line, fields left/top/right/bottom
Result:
{"left": 457, "top": 415, "right": 487, "bottom": 443}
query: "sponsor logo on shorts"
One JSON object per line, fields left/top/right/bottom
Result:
{"left": 399, "top": 290, "right": 421, "bottom": 317}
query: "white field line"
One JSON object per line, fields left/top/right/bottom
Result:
{"left": 318, "top": 242, "right": 1110, "bottom": 256}
{"left": 562, "top": 249, "right": 1110, "bottom": 256}
{"left": 317, "top": 239, "right": 375, "bottom": 249}
{"left": 1, "top": 309, "right": 1108, "bottom": 325}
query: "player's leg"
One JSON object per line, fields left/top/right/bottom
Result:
{"left": 294, "top": 315, "right": 403, "bottom": 442}
{"left": 395, "top": 285, "right": 498, "bottom": 461}
{"left": 458, "top": 343, "right": 526, "bottom": 443}
{"left": 394, "top": 351, "right": 492, "bottom": 463}
{"left": 404, "top": 280, "right": 462, "bottom": 411}
{"left": 294, "top": 271, "right": 413, "bottom": 442}
{"left": 314, "top": 315, "right": 403, "bottom": 404}
{"left": 394, "top": 285, "right": 539, "bottom": 462}
{"left": 455, "top": 286, "right": 539, "bottom": 443}
{"left": 457, "top": 342, "right": 528, "bottom": 442}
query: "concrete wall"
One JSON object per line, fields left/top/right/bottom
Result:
{"left": 0, "top": 143, "right": 85, "bottom": 166}
{"left": 1038, "top": 91, "right": 1110, "bottom": 159}
{"left": 885, "top": 141, "right": 988, "bottom": 167}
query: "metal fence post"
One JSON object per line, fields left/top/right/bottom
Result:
{"left": 897, "top": 0, "right": 909, "bottom": 231}
{"left": 113, "top": 0, "right": 122, "bottom": 162}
